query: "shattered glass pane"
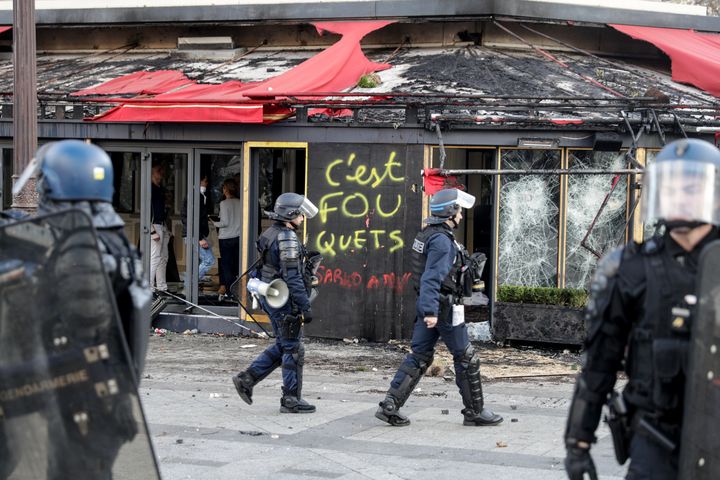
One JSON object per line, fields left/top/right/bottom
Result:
{"left": 498, "top": 149, "right": 560, "bottom": 287}
{"left": 643, "top": 150, "right": 662, "bottom": 240}
{"left": 565, "top": 151, "right": 628, "bottom": 289}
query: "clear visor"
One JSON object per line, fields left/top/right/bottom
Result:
{"left": 299, "top": 197, "right": 318, "bottom": 219}
{"left": 641, "top": 160, "right": 720, "bottom": 225}
{"left": 455, "top": 190, "right": 476, "bottom": 209}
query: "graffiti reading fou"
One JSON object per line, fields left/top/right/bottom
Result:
{"left": 315, "top": 151, "right": 406, "bottom": 257}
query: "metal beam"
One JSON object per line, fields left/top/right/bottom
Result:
{"left": 0, "top": 119, "right": 696, "bottom": 150}
{"left": 11, "top": 0, "right": 38, "bottom": 211}
{"left": 0, "top": 1, "right": 719, "bottom": 32}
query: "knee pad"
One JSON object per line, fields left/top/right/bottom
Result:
{"left": 459, "top": 344, "right": 480, "bottom": 371}
{"left": 411, "top": 349, "right": 435, "bottom": 373}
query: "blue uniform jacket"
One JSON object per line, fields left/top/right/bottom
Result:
{"left": 416, "top": 232, "right": 457, "bottom": 318}
{"left": 266, "top": 233, "right": 311, "bottom": 314}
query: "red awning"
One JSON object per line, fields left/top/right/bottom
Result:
{"left": 97, "top": 103, "right": 264, "bottom": 123}
{"left": 79, "top": 20, "right": 394, "bottom": 123}
{"left": 72, "top": 70, "right": 195, "bottom": 96}
{"left": 611, "top": 24, "right": 720, "bottom": 97}
{"left": 0, "top": 26, "right": 11, "bottom": 35}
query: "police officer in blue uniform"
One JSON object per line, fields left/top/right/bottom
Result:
{"left": 564, "top": 138, "right": 720, "bottom": 480}
{"left": 232, "top": 193, "right": 320, "bottom": 414}
{"left": 375, "top": 188, "right": 503, "bottom": 427}
{"left": 1, "top": 140, "right": 153, "bottom": 479}
{"left": 34, "top": 140, "right": 152, "bottom": 377}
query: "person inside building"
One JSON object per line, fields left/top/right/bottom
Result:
{"left": 213, "top": 178, "right": 242, "bottom": 299}
{"left": 150, "top": 159, "right": 170, "bottom": 292}
{"left": 231, "top": 192, "right": 319, "bottom": 414}
{"left": 375, "top": 188, "right": 503, "bottom": 427}
{"left": 564, "top": 138, "right": 720, "bottom": 480}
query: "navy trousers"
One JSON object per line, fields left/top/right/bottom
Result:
{"left": 390, "top": 307, "right": 470, "bottom": 395}
{"left": 246, "top": 300, "right": 302, "bottom": 394}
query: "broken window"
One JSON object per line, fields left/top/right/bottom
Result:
{"left": 498, "top": 149, "right": 560, "bottom": 288}
{"left": 565, "top": 151, "right": 628, "bottom": 289}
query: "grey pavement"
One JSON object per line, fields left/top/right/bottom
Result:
{"left": 141, "top": 335, "right": 627, "bottom": 480}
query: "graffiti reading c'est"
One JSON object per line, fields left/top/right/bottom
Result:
{"left": 315, "top": 151, "right": 406, "bottom": 257}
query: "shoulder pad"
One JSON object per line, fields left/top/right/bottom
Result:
{"left": 278, "top": 229, "right": 300, "bottom": 264}
{"left": 585, "top": 246, "right": 625, "bottom": 341}
{"left": 277, "top": 229, "right": 298, "bottom": 242}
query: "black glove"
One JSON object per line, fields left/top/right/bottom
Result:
{"left": 565, "top": 446, "right": 598, "bottom": 480}
{"left": 301, "top": 309, "right": 313, "bottom": 324}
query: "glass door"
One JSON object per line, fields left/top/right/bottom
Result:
{"left": 143, "top": 149, "right": 191, "bottom": 293}
{"left": 185, "top": 149, "right": 242, "bottom": 306}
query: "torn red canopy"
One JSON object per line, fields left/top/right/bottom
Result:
{"left": 72, "top": 70, "right": 195, "bottom": 96}
{"left": 611, "top": 24, "right": 720, "bottom": 97}
{"left": 76, "top": 20, "right": 394, "bottom": 123}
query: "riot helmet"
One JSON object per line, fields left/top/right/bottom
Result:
{"left": 426, "top": 188, "right": 476, "bottom": 225}
{"left": 14, "top": 140, "right": 114, "bottom": 203}
{"left": 266, "top": 193, "right": 318, "bottom": 222}
{"left": 641, "top": 138, "right": 720, "bottom": 228}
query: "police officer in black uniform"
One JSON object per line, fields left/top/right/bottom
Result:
{"left": 564, "top": 138, "right": 720, "bottom": 480}
{"left": 375, "top": 188, "right": 503, "bottom": 427}
{"left": 232, "top": 192, "right": 320, "bottom": 414}
{"left": 9, "top": 140, "right": 152, "bottom": 479}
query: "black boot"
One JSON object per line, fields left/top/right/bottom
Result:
{"left": 462, "top": 407, "right": 503, "bottom": 426}
{"left": 375, "top": 395, "right": 410, "bottom": 426}
{"left": 232, "top": 371, "right": 255, "bottom": 405}
{"left": 457, "top": 344, "right": 503, "bottom": 426}
{"left": 375, "top": 351, "right": 433, "bottom": 427}
{"left": 280, "top": 389, "right": 316, "bottom": 414}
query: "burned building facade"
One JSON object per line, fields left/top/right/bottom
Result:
{"left": 1, "top": 1, "right": 719, "bottom": 341}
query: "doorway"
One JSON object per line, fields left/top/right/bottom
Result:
{"left": 431, "top": 146, "right": 497, "bottom": 321}
{"left": 240, "top": 142, "right": 307, "bottom": 321}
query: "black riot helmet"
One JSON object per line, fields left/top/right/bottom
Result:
{"left": 426, "top": 188, "right": 476, "bottom": 225}
{"left": 641, "top": 138, "right": 720, "bottom": 228}
{"left": 265, "top": 193, "right": 319, "bottom": 222}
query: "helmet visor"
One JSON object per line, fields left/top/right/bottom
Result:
{"left": 455, "top": 190, "right": 476, "bottom": 210}
{"left": 641, "top": 160, "right": 720, "bottom": 225}
{"left": 299, "top": 197, "right": 318, "bottom": 219}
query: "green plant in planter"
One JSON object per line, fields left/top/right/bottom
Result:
{"left": 497, "top": 285, "right": 587, "bottom": 308}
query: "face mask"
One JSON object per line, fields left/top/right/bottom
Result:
{"left": 200, "top": 186, "right": 207, "bottom": 195}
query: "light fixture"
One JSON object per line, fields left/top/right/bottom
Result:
{"left": 517, "top": 137, "right": 559, "bottom": 149}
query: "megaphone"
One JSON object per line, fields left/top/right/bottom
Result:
{"left": 247, "top": 278, "right": 289, "bottom": 309}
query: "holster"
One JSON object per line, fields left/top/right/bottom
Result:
{"left": 604, "top": 391, "right": 631, "bottom": 465}
{"left": 280, "top": 314, "right": 302, "bottom": 340}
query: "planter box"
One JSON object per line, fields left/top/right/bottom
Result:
{"left": 491, "top": 302, "right": 585, "bottom": 345}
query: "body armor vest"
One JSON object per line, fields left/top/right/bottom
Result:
{"left": 624, "top": 239, "right": 695, "bottom": 419}
{"left": 256, "top": 223, "right": 308, "bottom": 284}
{"left": 411, "top": 224, "right": 466, "bottom": 299}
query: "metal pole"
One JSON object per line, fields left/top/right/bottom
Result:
{"left": 11, "top": 0, "right": 38, "bottom": 211}
{"left": 438, "top": 168, "right": 642, "bottom": 176}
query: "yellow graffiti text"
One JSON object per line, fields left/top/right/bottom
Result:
{"left": 315, "top": 229, "right": 404, "bottom": 258}
{"left": 324, "top": 151, "right": 404, "bottom": 189}
{"left": 318, "top": 192, "right": 404, "bottom": 223}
